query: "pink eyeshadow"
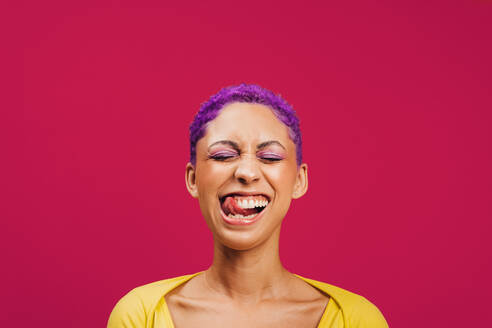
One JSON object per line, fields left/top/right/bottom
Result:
{"left": 256, "top": 150, "right": 285, "bottom": 159}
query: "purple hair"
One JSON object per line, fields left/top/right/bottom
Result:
{"left": 189, "top": 84, "right": 302, "bottom": 165}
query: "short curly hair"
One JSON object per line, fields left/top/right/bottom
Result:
{"left": 189, "top": 84, "right": 302, "bottom": 166}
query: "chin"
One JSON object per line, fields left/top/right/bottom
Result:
{"left": 210, "top": 217, "right": 283, "bottom": 251}
{"left": 202, "top": 201, "right": 285, "bottom": 251}
{"left": 214, "top": 230, "right": 265, "bottom": 251}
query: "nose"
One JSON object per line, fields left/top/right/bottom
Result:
{"left": 234, "top": 155, "right": 261, "bottom": 184}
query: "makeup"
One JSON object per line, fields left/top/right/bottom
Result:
{"left": 256, "top": 150, "right": 284, "bottom": 161}
{"left": 207, "top": 148, "right": 239, "bottom": 161}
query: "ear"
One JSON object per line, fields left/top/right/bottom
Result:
{"left": 185, "top": 162, "right": 199, "bottom": 198}
{"left": 292, "top": 163, "right": 308, "bottom": 199}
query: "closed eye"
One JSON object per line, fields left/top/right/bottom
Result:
{"left": 257, "top": 152, "right": 284, "bottom": 162}
{"left": 260, "top": 157, "right": 282, "bottom": 162}
{"left": 209, "top": 150, "right": 239, "bottom": 161}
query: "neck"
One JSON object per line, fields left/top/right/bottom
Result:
{"left": 204, "top": 228, "right": 292, "bottom": 302}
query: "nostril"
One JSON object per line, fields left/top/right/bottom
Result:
{"left": 236, "top": 173, "right": 260, "bottom": 184}
{"left": 237, "top": 177, "right": 249, "bottom": 184}
{"left": 234, "top": 160, "right": 261, "bottom": 184}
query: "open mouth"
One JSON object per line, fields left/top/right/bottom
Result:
{"left": 219, "top": 194, "right": 269, "bottom": 221}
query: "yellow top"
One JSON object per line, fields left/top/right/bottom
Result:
{"left": 108, "top": 272, "right": 388, "bottom": 328}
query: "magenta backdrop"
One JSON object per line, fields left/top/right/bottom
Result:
{"left": 2, "top": 0, "right": 491, "bottom": 327}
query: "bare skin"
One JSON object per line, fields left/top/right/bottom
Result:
{"left": 166, "top": 243, "right": 329, "bottom": 328}
{"left": 169, "top": 103, "right": 329, "bottom": 327}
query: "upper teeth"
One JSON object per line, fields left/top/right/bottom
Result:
{"left": 235, "top": 198, "right": 268, "bottom": 209}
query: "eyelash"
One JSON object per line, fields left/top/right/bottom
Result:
{"left": 258, "top": 153, "right": 283, "bottom": 161}
{"left": 208, "top": 151, "right": 238, "bottom": 161}
{"left": 209, "top": 152, "right": 283, "bottom": 162}
{"left": 210, "top": 154, "right": 236, "bottom": 161}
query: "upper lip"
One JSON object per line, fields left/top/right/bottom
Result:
{"left": 219, "top": 191, "right": 271, "bottom": 202}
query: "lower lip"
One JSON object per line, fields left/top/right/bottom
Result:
{"left": 220, "top": 206, "right": 267, "bottom": 226}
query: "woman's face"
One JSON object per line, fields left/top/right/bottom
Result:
{"left": 185, "top": 102, "right": 308, "bottom": 250}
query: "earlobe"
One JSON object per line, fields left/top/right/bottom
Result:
{"left": 185, "top": 162, "right": 199, "bottom": 198}
{"left": 292, "top": 163, "right": 308, "bottom": 199}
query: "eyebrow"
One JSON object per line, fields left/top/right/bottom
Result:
{"left": 208, "top": 140, "right": 240, "bottom": 152}
{"left": 256, "top": 140, "right": 286, "bottom": 151}
{"left": 208, "top": 140, "right": 286, "bottom": 152}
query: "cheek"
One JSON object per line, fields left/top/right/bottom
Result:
{"left": 264, "top": 164, "right": 298, "bottom": 194}
{"left": 196, "top": 163, "right": 232, "bottom": 196}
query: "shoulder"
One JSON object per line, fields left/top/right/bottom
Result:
{"left": 107, "top": 273, "right": 199, "bottom": 328}
{"left": 343, "top": 294, "right": 388, "bottom": 328}
{"left": 296, "top": 275, "right": 389, "bottom": 328}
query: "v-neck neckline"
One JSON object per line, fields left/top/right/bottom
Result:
{"left": 161, "top": 272, "right": 333, "bottom": 328}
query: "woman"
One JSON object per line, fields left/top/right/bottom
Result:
{"left": 108, "top": 84, "right": 388, "bottom": 328}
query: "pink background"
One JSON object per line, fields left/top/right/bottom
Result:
{"left": 2, "top": 0, "right": 491, "bottom": 327}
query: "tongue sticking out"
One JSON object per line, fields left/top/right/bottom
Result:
{"left": 221, "top": 196, "right": 259, "bottom": 216}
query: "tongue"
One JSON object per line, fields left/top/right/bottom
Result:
{"left": 221, "top": 196, "right": 258, "bottom": 216}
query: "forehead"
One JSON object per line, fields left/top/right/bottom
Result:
{"left": 202, "top": 102, "right": 292, "bottom": 145}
